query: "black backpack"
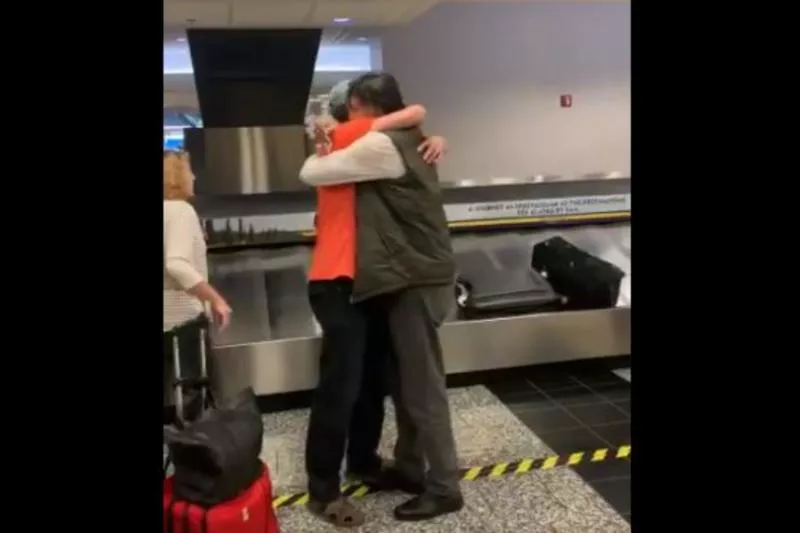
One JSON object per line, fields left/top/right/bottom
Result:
{"left": 164, "top": 387, "right": 264, "bottom": 507}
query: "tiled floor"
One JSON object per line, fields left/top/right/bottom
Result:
{"left": 256, "top": 358, "right": 632, "bottom": 532}
{"left": 485, "top": 362, "right": 632, "bottom": 521}
{"left": 166, "top": 359, "right": 631, "bottom": 530}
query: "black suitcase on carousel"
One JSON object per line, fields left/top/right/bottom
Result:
{"left": 531, "top": 236, "right": 625, "bottom": 311}
{"left": 455, "top": 246, "right": 562, "bottom": 318}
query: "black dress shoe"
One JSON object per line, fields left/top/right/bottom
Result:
{"left": 349, "top": 466, "right": 425, "bottom": 495}
{"left": 394, "top": 492, "right": 464, "bottom": 521}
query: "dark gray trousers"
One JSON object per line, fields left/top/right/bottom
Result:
{"left": 385, "top": 284, "right": 461, "bottom": 497}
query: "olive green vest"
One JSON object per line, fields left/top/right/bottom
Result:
{"left": 352, "top": 128, "right": 455, "bottom": 302}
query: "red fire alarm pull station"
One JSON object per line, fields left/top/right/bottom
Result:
{"left": 560, "top": 94, "right": 573, "bottom": 108}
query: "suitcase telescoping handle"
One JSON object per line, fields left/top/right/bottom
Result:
{"left": 172, "top": 327, "right": 211, "bottom": 427}
{"left": 165, "top": 327, "right": 214, "bottom": 477}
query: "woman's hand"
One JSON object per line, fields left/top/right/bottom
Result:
{"left": 418, "top": 135, "right": 448, "bottom": 164}
{"left": 313, "top": 123, "right": 331, "bottom": 156}
{"left": 211, "top": 297, "right": 232, "bottom": 331}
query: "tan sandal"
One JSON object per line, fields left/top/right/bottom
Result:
{"left": 308, "top": 498, "right": 366, "bottom": 528}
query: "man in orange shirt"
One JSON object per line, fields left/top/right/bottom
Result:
{"left": 302, "top": 83, "right": 446, "bottom": 527}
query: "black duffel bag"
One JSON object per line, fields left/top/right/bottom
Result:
{"left": 164, "top": 387, "right": 264, "bottom": 507}
{"left": 531, "top": 236, "right": 625, "bottom": 311}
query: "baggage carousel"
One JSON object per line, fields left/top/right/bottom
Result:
{"left": 200, "top": 178, "right": 631, "bottom": 398}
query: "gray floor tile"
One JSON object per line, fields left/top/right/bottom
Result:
{"left": 276, "top": 472, "right": 629, "bottom": 532}
{"left": 262, "top": 385, "right": 628, "bottom": 532}
{"left": 261, "top": 386, "right": 555, "bottom": 494}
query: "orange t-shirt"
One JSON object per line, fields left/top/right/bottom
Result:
{"left": 308, "top": 117, "right": 374, "bottom": 281}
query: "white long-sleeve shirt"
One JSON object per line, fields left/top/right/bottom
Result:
{"left": 299, "top": 131, "right": 406, "bottom": 186}
{"left": 164, "top": 199, "right": 207, "bottom": 331}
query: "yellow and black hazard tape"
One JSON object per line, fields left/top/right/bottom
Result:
{"left": 271, "top": 445, "right": 631, "bottom": 509}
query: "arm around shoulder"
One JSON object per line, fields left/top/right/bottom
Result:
{"left": 299, "top": 132, "right": 405, "bottom": 187}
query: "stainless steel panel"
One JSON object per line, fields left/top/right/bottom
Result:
{"left": 207, "top": 223, "right": 632, "bottom": 347}
{"left": 191, "top": 126, "right": 311, "bottom": 195}
{"left": 441, "top": 308, "right": 630, "bottom": 375}
{"left": 211, "top": 308, "right": 631, "bottom": 397}
{"left": 206, "top": 223, "right": 632, "bottom": 397}
{"left": 211, "top": 337, "right": 322, "bottom": 398}
{"left": 210, "top": 247, "right": 317, "bottom": 346}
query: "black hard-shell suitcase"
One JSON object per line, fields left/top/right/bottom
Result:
{"left": 531, "top": 236, "right": 625, "bottom": 311}
{"left": 455, "top": 247, "right": 562, "bottom": 318}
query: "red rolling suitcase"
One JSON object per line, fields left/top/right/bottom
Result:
{"left": 164, "top": 462, "right": 279, "bottom": 533}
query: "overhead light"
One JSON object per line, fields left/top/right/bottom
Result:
{"left": 177, "top": 37, "right": 186, "bottom": 42}
{"left": 357, "top": 37, "right": 368, "bottom": 42}
{"left": 332, "top": 17, "right": 351, "bottom": 23}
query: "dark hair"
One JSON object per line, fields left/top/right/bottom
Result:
{"left": 329, "top": 102, "right": 349, "bottom": 123}
{"left": 347, "top": 72, "right": 406, "bottom": 115}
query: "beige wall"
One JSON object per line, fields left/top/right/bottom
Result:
{"left": 379, "top": 2, "right": 631, "bottom": 182}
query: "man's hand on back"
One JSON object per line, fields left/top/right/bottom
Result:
{"left": 418, "top": 136, "right": 447, "bottom": 164}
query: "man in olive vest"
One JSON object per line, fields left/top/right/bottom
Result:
{"left": 300, "top": 72, "right": 463, "bottom": 522}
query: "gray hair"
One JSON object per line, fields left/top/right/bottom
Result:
{"left": 329, "top": 80, "right": 351, "bottom": 110}
{"left": 327, "top": 80, "right": 351, "bottom": 122}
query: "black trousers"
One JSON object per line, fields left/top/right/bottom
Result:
{"left": 305, "top": 279, "right": 390, "bottom": 503}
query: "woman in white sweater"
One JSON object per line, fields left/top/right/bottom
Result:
{"left": 163, "top": 151, "right": 231, "bottom": 420}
